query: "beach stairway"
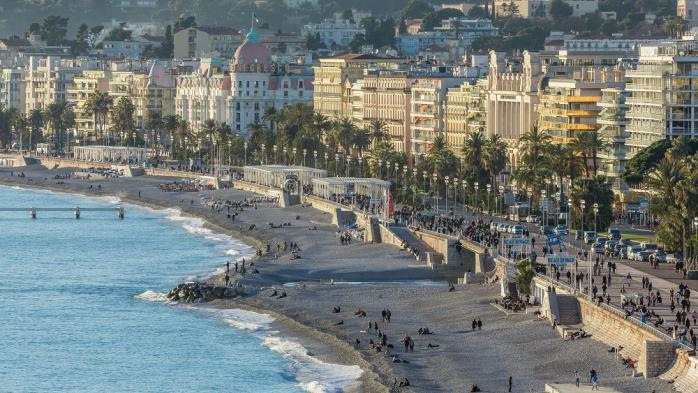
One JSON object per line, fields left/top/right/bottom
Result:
{"left": 389, "top": 224, "right": 441, "bottom": 263}
{"left": 556, "top": 295, "right": 582, "bottom": 325}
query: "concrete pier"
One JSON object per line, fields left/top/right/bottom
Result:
{"left": 0, "top": 207, "right": 124, "bottom": 219}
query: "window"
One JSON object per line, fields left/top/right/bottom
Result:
{"left": 254, "top": 80, "right": 259, "bottom": 88}
{"left": 299, "top": 81, "right": 303, "bottom": 88}
{"left": 284, "top": 91, "right": 288, "bottom": 97}
{"left": 238, "top": 81, "right": 242, "bottom": 88}
{"left": 236, "top": 102, "right": 240, "bottom": 110}
{"left": 236, "top": 113, "right": 240, "bottom": 122}
{"left": 246, "top": 81, "right": 250, "bottom": 88}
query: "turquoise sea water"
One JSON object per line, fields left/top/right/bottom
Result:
{"left": 0, "top": 185, "right": 361, "bottom": 393}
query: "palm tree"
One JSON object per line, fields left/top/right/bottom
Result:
{"left": 352, "top": 127, "right": 371, "bottom": 156}
{"left": 367, "top": 119, "right": 388, "bottom": 144}
{"left": 28, "top": 108, "right": 44, "bottom": 149}
{"left": 462, "top": 130, "right": 487, "bottom": 183}
{"left": 571, "top": 130, "right": 608, "bottom": 177}
{"left": 82, "top": 91, "right": 113, "bottom": 144}
{"left": 43, "top": 101, "right": 74, "bottom": 153}
{"left": 145, "top": 110, "right": 163, "bottom": 150}
{"left": 333, "top": 118, "right": 357, "bottom": 155}
{"left": 174, "top": 119, "right": 192, "bottom": 159}
{"left": 200, "top": 119, "right": 218, "bottom": 155}
{"left": 11, "top": 112, "right": 28, "bottom": 151}
{"left": 483, "top": 134, "right": 508, "bottom": 187}
{"left": 310, "top": 112, "right": 332, "bottom": 147}
{"left": 263, "top": 106, "right": 279, "bottom": 134}
{"left": 110, "top": 97, "right": 136, "bottom": 146}
{"left": 513, "top": 125, "right": 552, "bottom": 201}
{"left": 163, "top": 115, "right": 180, "bottom": 155}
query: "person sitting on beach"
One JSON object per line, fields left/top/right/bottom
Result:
{"left": 354, "top": 309, "right": 367, "bottom": 317}
{"left": 427, "top": 343, "right": 439, "bottom": 348}
{"left": 332, "top": 306, "right": 341, "bottom": 313}
{"left": 278, "top": 291, "right": 287, "bottom": 299}
{"left": 470, "top": 384, "right": 481, "bottom": 392}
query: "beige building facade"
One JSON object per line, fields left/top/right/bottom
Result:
{"left": 361, "top": 70, "right": 414, "bottom": 154}
{"left": 174, "top": 26, "right": 243, "bottom": 59}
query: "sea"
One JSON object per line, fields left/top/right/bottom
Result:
{"left": 0, "top": 185, "right": 362, "bottom": 393}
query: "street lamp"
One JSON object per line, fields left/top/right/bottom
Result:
{"left": 486, "top": 183, "right": 492, "bottom": 215}
{"left": 334, "top": 153, "right": 339, "bottom": 176}
{"left": 413, "top": 168, "right": 419, "bottom": 205}
{"left": 378, "top": 159, "right": 383, "bottom": 178}
{"left": 292, "top": 147, "right": 297, "bottom": 165}
{"left": 568, "top": 197, "right": 573, "bottom": 233}
{"left": 283, "top": 146, "right": 288, "bottom": 165}
{"left": 445, "top": 176, "right": 450, "bottom": 214}
{"left": 541, "top": 189, "right": 547, "bottom": 227}
{"left": 324, "top": 152, "right": 328, "bottom": 170}
{"left": 474, "top": 181, "right": 479, "bottom": 215}
{"left": 243, "top": 141, "right": 247, "bottom": 166}
{"left": 313, "top": 150, "right": 318, "bottom": 168}
{"left": 394, "top": 162, "right": 399, "bottom": 185}
{"left": 261, "top": 143, "right": 266, "bottom": 165}
{"left": 462, "top": 179, "right": 467, "bottom": 216}
{"left": 346, "top": 156, "right": 351, "bottom": 177}
{"left": 433, "top": 173, "right": 439, "bottom": 214}
{"left": 273, "top": 144, "right": 277, "bottom": 165}
{"left": 302, "top": 148, "right": 307, "bottom": 167}
{"left": 386, "top": 161, "right": 391, "bottom": 181}
{"left": 358, "top": 156, "right": 363, "bottom": 176}
{"left": 593, "top": 203, "right": 599, "bottom": 234}
{"left": 580, "top": 199, "right": 586, "bottom": 233}
{"left": 499, "top": 185, "right": 505, "bottom": 215}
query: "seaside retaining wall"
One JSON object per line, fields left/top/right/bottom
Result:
{"left": 234, "top": 180, "right": 283, "bottom": 202}
{"left": 379, "top": 223, "right": 404, "bottom": 249}
{"left": 533, "top": 276, "right": 676, "bottom": 378}
{"left": 661, "top": 349, "right": 698, "bottom": 392}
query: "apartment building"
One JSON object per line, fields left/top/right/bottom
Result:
{"left": 174, "top": 26, "right": 243, "bottom": 59}
{"left": 494, "top": 0, "right": 598, "bottom": 18}
{"left": 24, "top": 56, "right": 98, "bottom": 113}
{"left": 410, "top": 76, "right": 464, "bottom": 157}
{"left": 597, "top": 86, "right": 629, "bottom": 181}
{"left": 361, "top": 70, "right": 415, "bottom": 153}
{"left": 486, "top": 51, "right": 542, "bottom": 145}
{"left": 678, "top": 0, "right": 698, "bottom": 26}
{"left": 625, "top": 41, "right": 698, "bottom": 158}
{"left": 0, "top": 67, "right": 25, "bottom": 111}
{"left": 444, "top": 79, "right": 487, "bottom": 154}
{"left": 66, "top": 69, "right": 112, "bottom": 137}
{"left": 312, "top": 53, "right": 405, "bottom": 120}
{"left": 301, "top": 18, "right": 365, "bottom": 48}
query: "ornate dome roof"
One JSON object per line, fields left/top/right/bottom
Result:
{"left": 232, "top": 25, "right": 271, "bottom": 72}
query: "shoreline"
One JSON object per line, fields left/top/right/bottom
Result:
{"left": 0, "top": 165, "right": 675, "bottom": 393}
{"left": 0, "top": 173, "right": 384, "bottom": 393}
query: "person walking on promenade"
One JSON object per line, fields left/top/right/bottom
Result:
{"left": 387, "top": 309, "right": 392, "bottom": 323}
{"left": 574, "top": 370, "right": 580, "bottom": 387}
{"left": 477, "top": 318, "right": 482, "bottom": 330}
{"left": 508, "top": 376, "right": 512, "bottom": 392}
{"left": 472, "top": 319, "right": 477, "bottom": 331}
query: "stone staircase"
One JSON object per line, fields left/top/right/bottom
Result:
{"left": 389, "top": 224, "right": 440, "bottom": 263}
{"left": 556, "top": 295, "right": 582, "bottom": 325}
{"left": 660, "top": 349, "right": 698, "bottom": 392}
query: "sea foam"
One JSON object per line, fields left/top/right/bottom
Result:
{"left": 195, "top": 307, "right": 363, "bottom": 393}
{"left": 134, "top": 290, "right": 169, "bottom": 302}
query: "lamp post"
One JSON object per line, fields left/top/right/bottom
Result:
{"left": 334, "top": 153, "right": 339, "bottom": 176}
{"left": 593, "top": 203, "right": 599, "bottom": 234}
{"left": 292, "top": 147, "right": 297, "bottom": 165}
{"left": 692, "top": 217, "right": 698, "bottom": 271}
{"left": 474, "top": 181, "right": 479, "bottom": 215}
{"left": 273, "top": 144, "right": 277, "bottom": 165}
{"left": 433, "top": 173, "right": 439, "bottom": 214}
{"left": 413, "top": 168, "right": 418, "bottom": 206}
{"left": 313, "top": 150, "right": 317, "bottom": 168}
{"left": 444, "top": 176, "right": 450, "bottom": 214}
{"left": 386, "top": 161, "right": 391, "bottom": 181}
{"left": 462, "top": 179, "right": 467, "bottom": 216}
{"left": 378, "top": 159, "right": 383, "bottom": 178}
{"left": 302, "top": 148, "right": 307, "bottom": 167}
{"left": 541, "top": 189, "right": 547, "bottom": 227}
{"left": 243, "top": 141, "right": 247, "bottom": 166}
{"left": 324, "top": 152, "right": 328, "bottom": 171}
{"left": 580, "top": 199, "right": 586, "bottom": 234}
{"left": 261, "top": 143, "right": 266, "bottom": 165}
{"left": 499, "top": 185, "right": 505, "bottom": 215}
{"left": 555, "top": 191, "right": 561, "bottom": 226}
{"left": 486, "top": 183, "right": 492, "bottom": 216}
{"left": 358, "top": 156, "right": 363, "bottom": 177}
{"left": 568, "top": 197, "right": 573, "bottom": 237}
{"left": 346, "top": 156, "right": 351, "bottom": 177}
{"left": 283, "top": 146, "right": 288, "bottom": 165}
{"left": 402, "top": 166, "right": 407, "bottom": 195}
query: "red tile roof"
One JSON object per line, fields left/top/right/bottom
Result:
{"left": 0, "top": 38, "right": 30, "bottom": 48}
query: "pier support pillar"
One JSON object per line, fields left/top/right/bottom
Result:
{"left": 30, "top": 208, "right": 36, "bottom": 219}
{"left": 74, "top": 207, "right": 80, "bottom": 219}
{"left": 117, "top": 207, "right": 124, "bottom": 219}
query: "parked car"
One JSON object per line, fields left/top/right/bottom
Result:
{"left": 619, "top": 238, "right": 632, "bottom": 246}
{"left": 619, "top": 247, "right": 629, "bottom": 259}
{"left": 593, "top": 244, "right": 605, "bottom": 254}
{"left": 554, "top": 225, "right": 568, "bottom": 236}
{"left": 595, "top": 236, "right": 609, "bottom": 246}
{"left": 540, "top": 226, "right": 554, "bottom": 235}
{"left": 526, "top": 215, "right": 539, "bottom": 223}
{"left": 575, "top": 231, "right": 583, "bottom": 240}
{"left": 605, "top": 241, "right": 617, "bottom": 252}
{"left": 641, "top": 242, "right": 658, "bottom": 251}
{"left": 650, "top": 250, "right": 667, "bottom": 263}
{"left": 614, "top": 243, "right": 625, "bottom": 256}
{"left": 497, "top": 223, "right": 507, "bottom": 233}
{"left": 627, "top": 245, "right": 642, "bottom": 260}
{"left": 584, "top": 231, "right": 596, "bottom": 244}
{"left": 512, "top": 225, "right": 524, "bottom": 235}
{"left": 490, "top": 222, "right": 499, "bottom": 231}
{"left": 667, "top": 253, "right": 683, "bottom": 264}
{"left": 634, "top": 251, "right": 651, "bottom": 262}
{"left": 609, "top": 228, "right": 622, "bottom": 241}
